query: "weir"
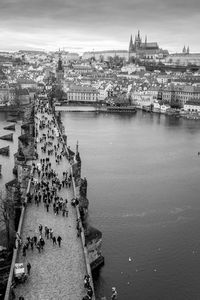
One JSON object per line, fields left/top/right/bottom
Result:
{"left": 4, "top": 100, "right": 103, "bottom": 300}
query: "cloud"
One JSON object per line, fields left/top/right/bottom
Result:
{"left": 0, "top": 0, "right": 199, "bottom": 52}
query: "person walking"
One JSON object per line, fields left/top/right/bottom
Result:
{"left": 40, "top": 238, "right": 45, "bottom": 250}
{"left": 52, "top": 236, "right": 57, "bottom": 245}
{"left": 49, "top": 228, "right": 53, "bottom": 239}
{"left": 27, "top": 262, "right": 31, "bottom": 275}
{"left": 111, "top": 287, "right": 118, "bottom": 299}
{"left": 22, "top": 245, "right": 26, "bottom": 257}
{"left": 57, "top": 236, "right": 62, "bottom": 247}
{"left": 30, "top": 238, "right": 34, "bottom": 251}
{"left": 37, "top": 241, "right": 41, "bottom": 253}
{"left": 39, "top": 224, "right": 43, "bottom": 234}
{"left": 33, "top": 235, "right": 37, "bottom": 245}
{"left": 46, "top": 203, "right": 49, "bottom": 212}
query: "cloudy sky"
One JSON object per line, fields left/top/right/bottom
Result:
{"left": 0, "top": 0, "right": 200, "bottom": 53}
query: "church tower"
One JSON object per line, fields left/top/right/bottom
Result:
{"left": 187, "top": 46, "right": 190, "bottom": 54}
{"left": 134, "top": 30, "right": 142, "bottom": 50}
{"left": 56, "top": 50, "right": 64, "bottom": 82}
{"left": 145, "top": 35, "right": 147, "bottom": 48}
{"left": 182, "top": 45, "right": 186, "bottom": 53}
{"left": 129, "top": 34, "right": 133, "bottom": 52}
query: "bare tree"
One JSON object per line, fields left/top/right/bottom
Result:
{"left": 0, "top": 193, "right": 15, "bottom": 249}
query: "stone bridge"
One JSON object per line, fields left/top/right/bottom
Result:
{"left": 5, "top": 103, "right": 96, "bottom": 300}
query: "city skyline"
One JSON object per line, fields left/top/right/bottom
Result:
{"left": 0, "top": 0, "right": 200, "bottom": 53}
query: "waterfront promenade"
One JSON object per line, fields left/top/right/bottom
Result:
{"left": 14, "top": 108, "right": 88, "bottom": 299}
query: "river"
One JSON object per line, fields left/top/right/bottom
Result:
{"left": 60, "top": 109, "right": 200, "bottom": 300}
{"left": 0, "top": 112, "right": 21, "bottom": 244}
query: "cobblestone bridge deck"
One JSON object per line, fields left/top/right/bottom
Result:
{"left": 14, "top": 110, "right": 88, "bottom": 300}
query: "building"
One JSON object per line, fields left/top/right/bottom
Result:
{"left": 121, "top": 64, "right": 146, "bottom": 74}
{"left": 73, "top": 64, "right": 93, "bottom": 74}
{"left": 131, "top": 90, "right": 154, "bottom": 107}
{"left": 0, "top": 87, "right": 10, "bottom": 104}
{"left": 184, "top": 101, "right": 200, "bottom": 113}
{"left": 97, "top": 86, "right": 108, "bottom": 101}
{"left": 67, "top": 85, "right": 98, "bottom": 102}
{"left": 129, "top": 31, "right": 169, "bottom": 61}
{"left": 18, "top": 89, "right": 31, "bottom": 105}
{"left": 66, "top": 53, "right": 79, "bottom": 61}
{"left": 82, "top": 50, "right": 129, "bottom": 61}
{"left": 161, "top": 85, "right": 200, "bottom": 107}
{"left": 17, "top": 79, "right": 37, "bottom": 89}
{"left": 164, "top": 52, "right": 200, "bottom": 66}
{"left": 56, "top": 53, "right": 64, "bottom": 82}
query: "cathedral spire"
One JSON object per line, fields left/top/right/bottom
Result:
{"left": 187, "top": 46, "right": 190, "bottom": 54}
{"left": 129, "top": 34, "right": 133, "bottom": 52}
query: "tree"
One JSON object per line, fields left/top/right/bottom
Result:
{"left": 99, "top": 55, "right": 104, "bottom": 63}
{"left": 0, "top": 193, "right": 15, "bottom": 249}
{"left": 13, "top": 87, "right": 21, "bottom": 107}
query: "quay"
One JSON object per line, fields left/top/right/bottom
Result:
{"left": 55, "top": 104, "right": 137, "bottom": 113}
{"left": 4, "top": 100, "right": 97, "bottom": 300}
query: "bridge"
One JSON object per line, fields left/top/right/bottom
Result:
{"left": 4, "top": 101, "right": 97, "bottom": 300}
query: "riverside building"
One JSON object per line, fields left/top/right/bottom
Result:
{"left": 67, "top": 85, "right": 98, "bottom": 102}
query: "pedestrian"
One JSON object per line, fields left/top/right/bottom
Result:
{"left": 46, "top": 227, "right": 49, "bottom": 239}
{"left": 52, "top": 236, "right": 57, "bottom": 245}
{"left": 57, "top": 236, "right": 62, "bottom": 247}
{"left": 49, "top": 228, "right": 53, "bottom": 239}
{"left": 27, "top": 262, "right": 31, "bottom": 275}
{"left": 39, "top": 224, "right": 43, "bottom": 234}
{"left": 33, "top": 235, "right": 37, "bottom": 245}
{"left": 44, "top": 226, "right": 48, "bottom": 238}
{"left": 46, "top": 203, "right": 49, "bottom": 212}
{"left": 62, "top": 208, "right": 65, "bottom": 217}
{"left": 22, "top": 245, "right": 26, "bottom": 257}
{"left": 40, "top": 238, "right": 45, "bottom": 250}
{"left": 87, "top": 286, "right": 93, "bottom": 298}
{"left": 111, "top": 287, "right": 118, "bottom": 299}
{"left": 30, "top": 238, "right": 34, "bottom": 251}
{"left": 37, "top": 242, "right": 41, "bottom": 253}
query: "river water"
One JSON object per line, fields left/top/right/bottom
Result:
{"left": 60, "top": 109, "right": 200, "bottom": 300}
{"left": 0, "top": 112, "right": 21, "bottom": 243}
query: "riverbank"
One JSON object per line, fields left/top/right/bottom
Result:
{"left": 0, "top": 106, "right": 23, "bottom": 113}
{"left": 55, "top": 104, "right": 137, "bottom": 113}
{"left": 55, "top": 103, "right": 200, "bottom": 119}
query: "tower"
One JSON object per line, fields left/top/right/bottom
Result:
{"left": 56, "top": 50, "right": 64, "bottom": 82}
{"left": 182, "top": 45, "right": 186, "bottom": 53}
{"left": 129, "top": 34, "right": 133, "bottom": 52}
{"left": 145, "top": 35, "right": 147, "bottom": 47}
{"left": 134, "top": 30, "right": 142, "bottom": 50}
{"left": 187, "top": 46, "right": 190, "bottom": 54}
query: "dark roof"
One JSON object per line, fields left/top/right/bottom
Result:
{"left": 141, "top": 42, "right": 159, "bottom": 49}
{"left": 18, "top": 88, "right": 29, "bottom": 96}
{"left": 17, "top": 79, "right": 36, "bottom": 84}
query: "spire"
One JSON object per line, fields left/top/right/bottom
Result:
{"left": 145, "top": 35, "right": 147, "bottom": 44}
{"left": 182, "top": 45, "right": 186, "bottom": 53}
{"left": 76, "top": 140, "right": 79, "bottom": 155}
{"left": 187, "top": 46, "right": 190, "bottom": 54}
{"left": 137, "top": 30, "right": 141, "bottom": 45}
{"left": 57, "top": 49, "right": 63, "bottom": 71}
{"left": 129, "top": 34, "right": 133, "bottom": 51}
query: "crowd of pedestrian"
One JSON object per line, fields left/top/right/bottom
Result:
{"left": 13, "top": 101, "right": 94, "bottom": 299}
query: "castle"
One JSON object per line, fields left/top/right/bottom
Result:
{"left": 128, "top": 30, "right": 168, "bottom": 61}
